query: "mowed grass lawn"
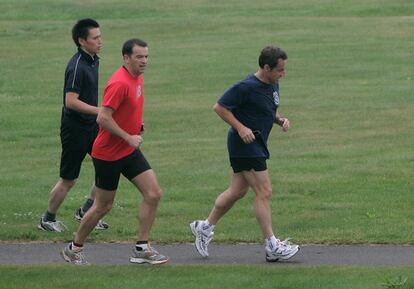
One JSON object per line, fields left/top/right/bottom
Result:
{"left": 1, "top": 265, "right": 414, "bottom": 289}
{"left": 0, "top": 0, "right": 413, "bottom": 246}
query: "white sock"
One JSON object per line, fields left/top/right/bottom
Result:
{"left": 202, "top": 219, "right": 215, "bottom": 233}
{"left": 266, "top": 235, "right": 278, "bottom": 250}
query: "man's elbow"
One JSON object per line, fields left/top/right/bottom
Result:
{"left": 213, "top": 103, "right": 221, "bottom": 113}
{"left": 65, "top": 92, "right": 79, "bottom": 110}
{"left": 65, "top": 98, "right": 74, "bottom": 110}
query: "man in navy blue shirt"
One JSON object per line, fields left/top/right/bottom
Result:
{"left": 38, "top": 19, "right": 108, "bottom": 232}
{"left": 191, "top": 46, "right": 299, "bottom": 262}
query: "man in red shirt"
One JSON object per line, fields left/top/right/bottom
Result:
{"left": 61, "top": 38, "right": 169, "bottom": 265}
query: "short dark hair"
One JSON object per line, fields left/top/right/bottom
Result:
{"left": 258, "top": 46, "right": 288, "bottom": 69}
{"left": 122, "top": 38, "right": 148, "bottom": 56}
{"left": 72, "top": 18, "right": 100, "bottom": 47}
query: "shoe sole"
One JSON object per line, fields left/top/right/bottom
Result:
{"left": 265, "top": 257, "right": 280, "bottom": 262}
{"left": 266, "top": 246, "right": 300, "bottom": 262}
{"left": 190, "top": 222, "right": 208, "bottom": 258}
{"left": 130, "top": 257, "right": 169, "bottom": 265}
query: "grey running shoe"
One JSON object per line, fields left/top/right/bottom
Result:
{"left": 265, "top": 238, "right": 300, "bottom": 262}
{"left": 190, "top": 220, "right": 214, "bottom": 258}
{"left": 60, "top": 243, "right": 89, "bottom": 265}
{"left": 130, "top": 246, "right": 169, "bottom": 265}
{"left": 37, "top": 218, "right": 67, "bottom": 232}
{"left": 74, "top": 208, "right": 109, "bottom": 230}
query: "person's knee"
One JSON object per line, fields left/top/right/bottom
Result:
{"left": 60, "top": 178, "right": 76, "bottom": 191}
{"left": 94, "top": 201, "right": 113, "bottom": 217}
{"left": 144, "top": 186, "right": 162, "bottom": 204}
{"left": 256, "top": 185, "right": 272, "bottom": 200}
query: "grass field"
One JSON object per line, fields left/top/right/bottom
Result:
{"left": 1, "top": 0, "right": 414, "bottom": 287}
{"left": 0, "top": 265, "right": 414, "bottom": 289}
{"left": 1, "top": 0, "right": 414, "bottom": 244}
{"left": 2, "top": 0, "right": 413, "bottom": 244}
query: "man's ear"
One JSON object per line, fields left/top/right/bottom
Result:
{"left": 78, "top": 37, "right": 86, "bottom": 47}
{"left": 123, "top": 54, "right": 129, "bottom": 64}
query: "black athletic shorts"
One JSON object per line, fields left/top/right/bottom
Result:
{"left": 93, "top": 149, "right": 151, "bottom": 191}
{"left": 230, "top": 157, "right": 267, "bottom": 173}
{"left": 59, "top": 117, "right": 98, "bottom": 180}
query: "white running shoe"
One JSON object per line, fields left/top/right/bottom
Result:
{"left": 130, "top": 245, "right": 169, "bottom": 265}
{"left": 60, "top": 243, "right": 89, "bottom": 265}
{"left": 265, "top": 238, "right": 300, "bottom": 262}
{"left": 190, "top": 220, "right": 214, "bottom": 258}
{"left": 37, "top": 218, "right": 67, "bottom": 232}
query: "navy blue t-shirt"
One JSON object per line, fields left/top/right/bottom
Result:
{"left": 217, "top": 74, "right": 280, "bottom": 159}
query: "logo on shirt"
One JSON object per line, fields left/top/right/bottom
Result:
{"left": 273, "top": 90, "right": 279, "bottom": 105}
{"left": 137, "top": 85, "right": 142, "bottom": 98}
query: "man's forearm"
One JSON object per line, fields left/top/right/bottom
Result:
{"left": 65, "top": 92, "right": 99, "bottom": 115}
{"left": 97, "top": 113, "right": 130, "bottom": 141}
{"left": 213, "top": 103, "right": 244, "bottom": 131}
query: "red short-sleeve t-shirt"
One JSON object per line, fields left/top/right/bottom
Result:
{"left": 92, "top": 66, "right": 144, "bottom": 161}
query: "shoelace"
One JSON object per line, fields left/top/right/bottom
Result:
{"left": 277, "top": 238, "right": 295, "bottom": 249}
{"left": 144, "top": 245, "right": 166, "bottom": 260}
{"left": 145, "top": 243, "right": 162, "bottom": 255}
{"left": 149, "top": 247, "right": 159, "bottom": 254}
{"left": 54, "top": 221, "right": 68, "bottom": 231}
{"left": 74, "top": 251, "right": 85, "bottom": 260}
{"left": 198, "top": 231, "right": 213, "bottom": 247}
{"left": 205, "top": 232, "right": 213, "bottom": 245}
